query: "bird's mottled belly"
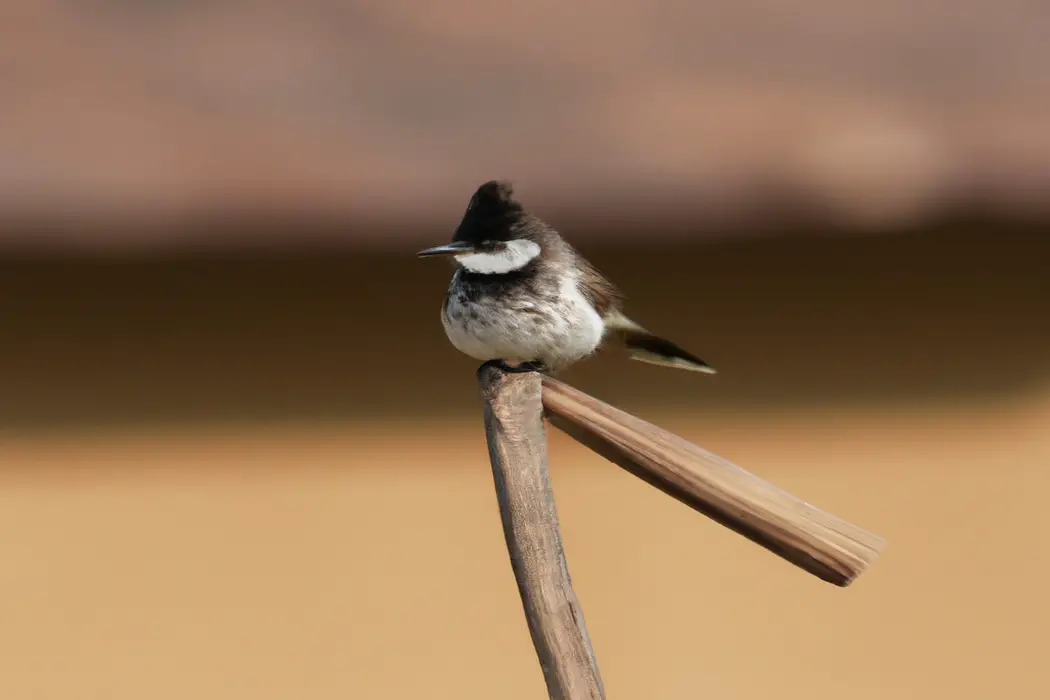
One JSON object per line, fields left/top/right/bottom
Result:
{"left": 441, "top": 277, "right": 605, "bottom": 369}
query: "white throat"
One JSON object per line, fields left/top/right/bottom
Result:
{"left": 457, "top": 239, "right": 541, "bottom": 274}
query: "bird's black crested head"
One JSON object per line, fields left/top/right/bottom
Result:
{"left": 453, "top": 180, "right": 527, "bottom": 245}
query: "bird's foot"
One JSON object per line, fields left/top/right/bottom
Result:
{"left": 481, "top": 359, "right": 549, "bottom": 374}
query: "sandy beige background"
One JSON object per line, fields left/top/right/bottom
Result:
{"left": 1, "top": 232, "right": 1048, "bottom": 698}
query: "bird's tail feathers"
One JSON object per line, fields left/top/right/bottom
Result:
{"left": 604, "top": 311, "right": 716, "bottom": 374}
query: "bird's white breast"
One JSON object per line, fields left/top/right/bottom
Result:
{"left": 441, "top": 271, "right": 605, "bottom": 370}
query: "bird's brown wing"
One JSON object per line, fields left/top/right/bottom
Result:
{"left": 573, "top": 251, "right": 625, "bottom": 319}
{"left": 569, "top": 242, "right": 716, "bottom": 374}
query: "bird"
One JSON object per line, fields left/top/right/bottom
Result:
{"left": 417, "top": 180, "right": 716, "bottom": 376}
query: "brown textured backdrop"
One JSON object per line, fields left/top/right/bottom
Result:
{"left": 2, "top": 1, "right": 1049, "bottom": 247}
{"left": 1, "top": 231, "right": 1048, "bottom": 698}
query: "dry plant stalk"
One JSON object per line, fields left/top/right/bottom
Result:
{"left": 478, "top": 364, "right": 605, "bottom": 700}
{"left": 541, "top": 376, "right": 885, "bottom": 586}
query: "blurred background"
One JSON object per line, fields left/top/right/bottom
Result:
{"left": 1, "top": 2, "right": 1048, "bottom": 698}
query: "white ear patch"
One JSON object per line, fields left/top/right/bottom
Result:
{"left": 457, "top": 239, "right": 541, "bottom": 274}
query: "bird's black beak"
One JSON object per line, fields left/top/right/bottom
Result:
{"left": 416, "top": 241, "right": 476, "bottom": 258}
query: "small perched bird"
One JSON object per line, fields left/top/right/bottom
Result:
{"left": 417, "top": 180, "right": 715, "bottom": 375}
